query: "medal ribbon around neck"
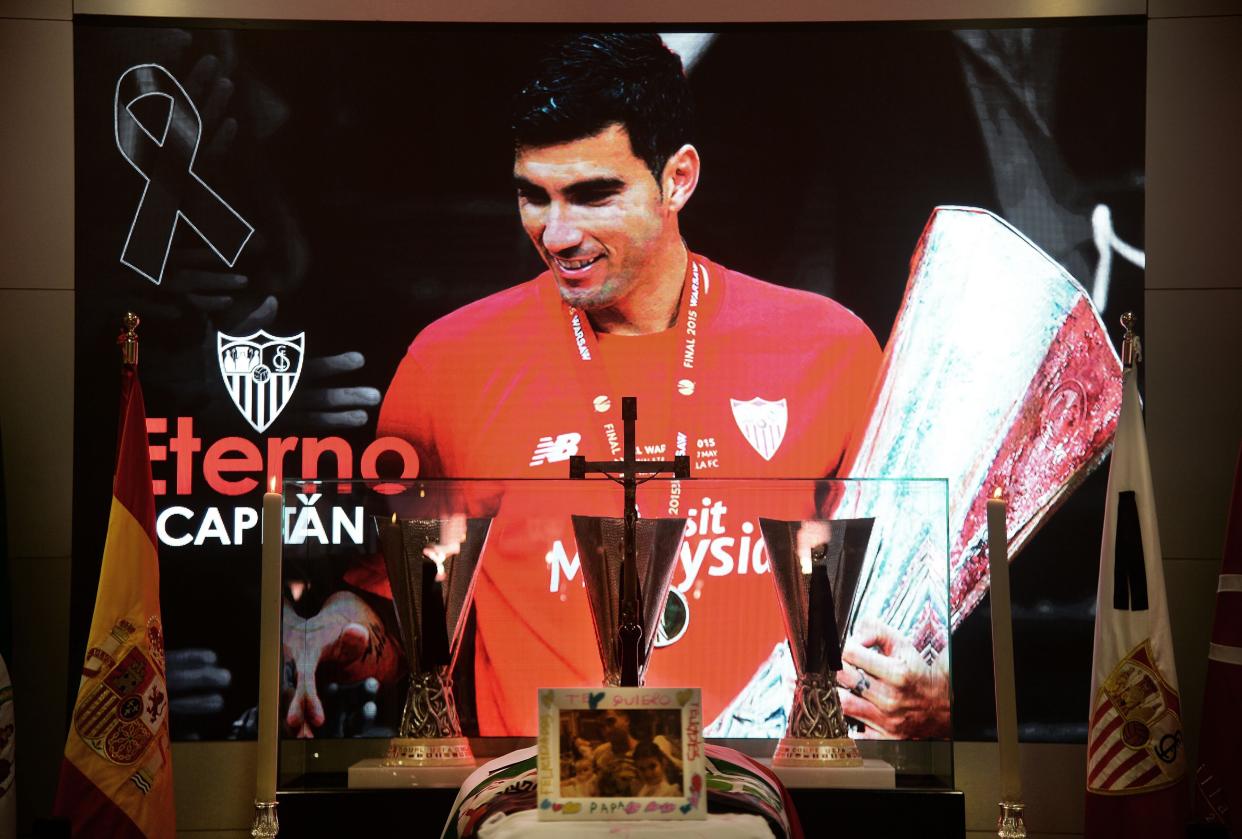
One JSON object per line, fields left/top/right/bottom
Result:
{"left": 559, "top": 257, "right": 712, "bottom": 513}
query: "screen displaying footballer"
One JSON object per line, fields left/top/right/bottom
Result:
{"left": 72, "top": 21, "right": 1147, "bottom": 742}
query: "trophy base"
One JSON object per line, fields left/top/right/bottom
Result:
{"left": 383, "top": 736, "right": 474, "bottom": 767}
{"left": 349, "top": 757, "right": 477, "bottom": 788}
{"left": 773, "top": 736, "right": 863, "bottom": 767}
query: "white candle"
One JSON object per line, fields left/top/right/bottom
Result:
{"left": 987, "top": 489, "right": 1022, "bottom": 803}
{"left": 257, "top": 478, "right": 282, "bottom": 803}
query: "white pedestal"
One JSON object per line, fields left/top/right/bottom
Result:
{"left": 759, "top": 757, "right": 895, "bottom": 789}
{"left": 347, "top": 757, "right": 478, "bottom": 789}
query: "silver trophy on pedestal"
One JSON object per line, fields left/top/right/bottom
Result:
{"left": 759, "top": 516, "right": 874, "bottom": 766}
{"left": 571, "top": 516, "right": 687, "bottom": 686}
{"left": 375, "top": 513, "right": 491, "bottom": 766}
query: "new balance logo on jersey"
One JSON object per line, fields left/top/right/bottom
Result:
{"left": 530, "top": 432, "right": 581, "bottom": 466}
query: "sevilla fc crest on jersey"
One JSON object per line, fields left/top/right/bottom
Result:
{"left": 218, "top": 330, "right": 304, "bottom": 432}
{"left": 730, "top": 397, "right": 788, "bottom": 461}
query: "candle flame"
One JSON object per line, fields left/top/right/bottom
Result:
{"left": 992, "top": 487, "right": 1003, "bottom": 501}
{"left": 390, "top": 512, "right": 398, "bottom": 525}
{"left": 270, "top": 475, "right": 277, "bottom": 493}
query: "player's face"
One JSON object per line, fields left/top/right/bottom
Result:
{"left": 514, "top": 124, "right": 674, "bottom": 312}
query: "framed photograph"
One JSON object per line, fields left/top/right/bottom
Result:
{"left": 537, "top": 687, "right": 706, "bottom": 821}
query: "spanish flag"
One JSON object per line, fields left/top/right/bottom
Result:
{"left": 53, "top": 366, "right": 175, "bottom": 837}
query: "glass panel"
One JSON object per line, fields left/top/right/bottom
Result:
{"left": 276, "top": 477, "right": 951, "bottom": 790}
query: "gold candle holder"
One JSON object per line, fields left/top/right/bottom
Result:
{"left": 997, "top": 800, "right": 1026, "bottom": 838}
{"left": 250, "top": 800, "right": 278, "bottom": 838}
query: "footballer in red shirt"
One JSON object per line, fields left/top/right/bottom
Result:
{"left": 378, "top": 34, "right": 881, "bottom": 735}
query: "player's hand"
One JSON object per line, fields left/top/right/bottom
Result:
{"left": 134, "top": 291, "right": 279, "bottom": 422}
{"left": 281, "top": 591, "right": 401, "bottom": 738}
{"left": 285, "top": 352, "right": 382, "bottom": 430}
{"left": 140, "top": 48, "right": 245, "bottom": 320}
{"left": 837, "top": 618, "right": 950, "bottom": 739}
{"left": 165, "top": 647, "right": 233, "bottom": 739}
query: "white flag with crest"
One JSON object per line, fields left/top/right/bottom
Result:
{"left": 1085, "top": 368, "right": 1185, "bottom": 837}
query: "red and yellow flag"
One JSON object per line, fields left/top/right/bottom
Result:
{"left": 53, "top": 367, "right": 174, "bottom": 837}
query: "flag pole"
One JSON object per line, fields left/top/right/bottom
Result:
{"left": 118, "top": 311, "right": 139, "bottom": 367}
{"left": 1120, "top": 311, "right": 1140, "bottom": 370}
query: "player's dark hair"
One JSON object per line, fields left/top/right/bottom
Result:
{"left": 512, "top": 33, "right": 695, "bottom": 183}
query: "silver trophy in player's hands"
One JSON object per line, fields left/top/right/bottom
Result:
{"left": 759, "top": 516, "right": 874, "bottom": 766}
{"left": 375, "top": 513, "right": 492, "bottom": 765}
{"left": 571, "top": 515, "right": 687, "bottom": 686}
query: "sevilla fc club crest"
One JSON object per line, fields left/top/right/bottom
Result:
{"left": 218, "top": 330, "right": 304, "bottom": 432}
{"left": 1087, "top": 641, "right": 1185, "bottom": 793}
{"left": 730, "top": 397, "right": 788, "bottom": 461}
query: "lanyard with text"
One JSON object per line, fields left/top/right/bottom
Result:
{"left": 560, "top": 258, "right": 711, "bottom": 515}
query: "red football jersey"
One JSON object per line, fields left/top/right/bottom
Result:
{"left": 378, "top": 255, "right": 881, "bottom": 734}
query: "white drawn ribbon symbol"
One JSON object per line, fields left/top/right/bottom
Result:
{"left": 114, "top": 63, "right": 254, "bottom": 285}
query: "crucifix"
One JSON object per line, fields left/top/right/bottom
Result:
{"left": 569, "top": 396, "right": 690, "bottom": 687}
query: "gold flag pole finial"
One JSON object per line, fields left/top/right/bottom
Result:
{"left": 1120, "top": 312, "right": 1141, "bottom": 370}
{"left": 119, "top": 312, "right": 140, "bottom": 367}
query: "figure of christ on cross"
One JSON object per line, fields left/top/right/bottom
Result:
{"left": 570, "top": 396, "right": 690, "bottom": 687}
